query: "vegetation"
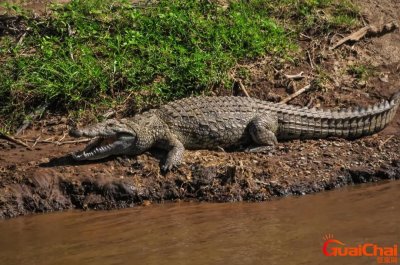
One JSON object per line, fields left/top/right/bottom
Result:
{"left": 0, "top": 0, "right": 359, "bottom": 128}
{"left": 347, "top": 64, "right": 374, "bottom": 80}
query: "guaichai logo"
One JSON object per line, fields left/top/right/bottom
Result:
{"left": 322, "top": 234, "right": 398, "bottom": 264}
{"left": 322, "top": 234, "right": 346, "bottom": 256}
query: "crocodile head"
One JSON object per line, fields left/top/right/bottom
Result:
{"left": 69, "top": 119, "right": 138, "bottom": 161}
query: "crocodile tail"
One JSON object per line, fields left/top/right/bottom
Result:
{"left": 277, "top": 92, "right": 400, "bottom": 140}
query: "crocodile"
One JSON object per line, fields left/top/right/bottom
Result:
{"left": 69, "top": 93, "right": 400, "bottom": 170}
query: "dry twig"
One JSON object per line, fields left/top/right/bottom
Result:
{"left": 23, "top": 138, "right": 91, "bottom": 146}
{"left": 330, "top": 21, "right": 399, "bottom": 50}
{"left": 0, "top": 132, "right": 32, "bottom": 150}
{"left": 16, "top": 32, "right": 27, "bottom": 46}
{"left": 237, "top": 79, "right": 250, "bottom": 97}
{"left": 284, "top": 72, "right": 304, "bottom": 80}
{"left": 379, "top": 135, "right": 394, "bottom": 151}
{"left": 280, "top": 84, "right": 312, "bottom": 104}
{"left": 299, "top": 33, "right": 312, "bottom": 40}
{"left": 307, "top": 50, "right": 314, "bottom": 69}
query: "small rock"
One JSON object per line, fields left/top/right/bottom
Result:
{"left": 357, "top": 80, "right": 366, "bottom": 88}
{"left": 141, "top": 200, "right": 151, "bottom": 206}
{"left": 39, "top": 157, "right": 50, "bottom": 164}
{"left": 286, "top": 81, "right": 296, "bottom": 94}
{"left": 379, "top": 74, "right": 389, "bottom": 83}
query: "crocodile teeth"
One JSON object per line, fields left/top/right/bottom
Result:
{"left": 72, "top": 143, "right": 114, "bottom": 160}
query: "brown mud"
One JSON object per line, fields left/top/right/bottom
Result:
{"left": 1, "top": 0, "right": 400, "bottom": 218}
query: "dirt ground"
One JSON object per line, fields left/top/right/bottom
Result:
{"left": 1, "top": 0, "right": 399, "bottom": 218}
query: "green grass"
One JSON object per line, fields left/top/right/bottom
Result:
{"left": 0, "top": 0, "right": 360, "bottom": 127}
{"left": 347, "top": 64, "right": 374, "bottom": 80}
{"left": 261, "top": 0, "right": 360, "bottom": 31}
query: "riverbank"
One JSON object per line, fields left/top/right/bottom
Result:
{"left": 1, "top": 120, "right": 399, "bottom": 218}
{"left": 1, "top": 0, "right": 400, "bottom": 218}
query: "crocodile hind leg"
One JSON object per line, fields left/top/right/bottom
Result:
{"left": 246, "top": 115, "right": 278, "bottom": 153}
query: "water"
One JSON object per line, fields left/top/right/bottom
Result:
{"left": 0, "top": 181, "right": 399, "bottom": 265}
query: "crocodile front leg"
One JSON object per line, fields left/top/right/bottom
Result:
{"left": 159, "top": 135, "right": 185, "bottom": 171}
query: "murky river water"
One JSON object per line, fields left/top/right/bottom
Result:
{"left": 0, "top": 181, "right": 399, "bottom": 265}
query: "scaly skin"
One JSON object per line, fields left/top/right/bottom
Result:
{"left": 70, "top": 93, "right": 400, "bottom": 170}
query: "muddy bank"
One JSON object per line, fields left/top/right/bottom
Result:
{"left": 1, "top": 127, "right": 399, "bottom": 219}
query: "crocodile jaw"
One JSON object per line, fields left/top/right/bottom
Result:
{"left": 71, "top": 135, "right": 136, "bottom": 161}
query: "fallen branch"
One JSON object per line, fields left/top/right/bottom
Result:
{"left": 0, "top": 132, "right": 32, "bottom": 150}
{"left": 284, "top": 72, "right": 304, "bottom": 80}
{"left": 237, "top": 79, "right": 250, "bottom": 97}
{"left": 16, "top": 32, "right": 27, "bottom": 46}
{"left": 379, "top": 135, "right": 394, "bottom": 151}
{"left": 254, "top": 179, "right": 269, "bottom": 186}
{"left": 102, "top": 110, "right": 116, "bottom": 119}
{"left": 307, "top": 50, "right": 314, "bottom": 69}
{"left": 57, "top": 139, "right": 91, "bottom": 145}
{"left": 280, "top": 84, "right": 312, "bottom": 104}
{"left": 22, "top": 138, "right": 91, "bottom": 146}
{"left": 299, "top": 33, "right": 312, "bottom": 40}
{"left": 330, "top": 21, "right": 399, "bottom": 50}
